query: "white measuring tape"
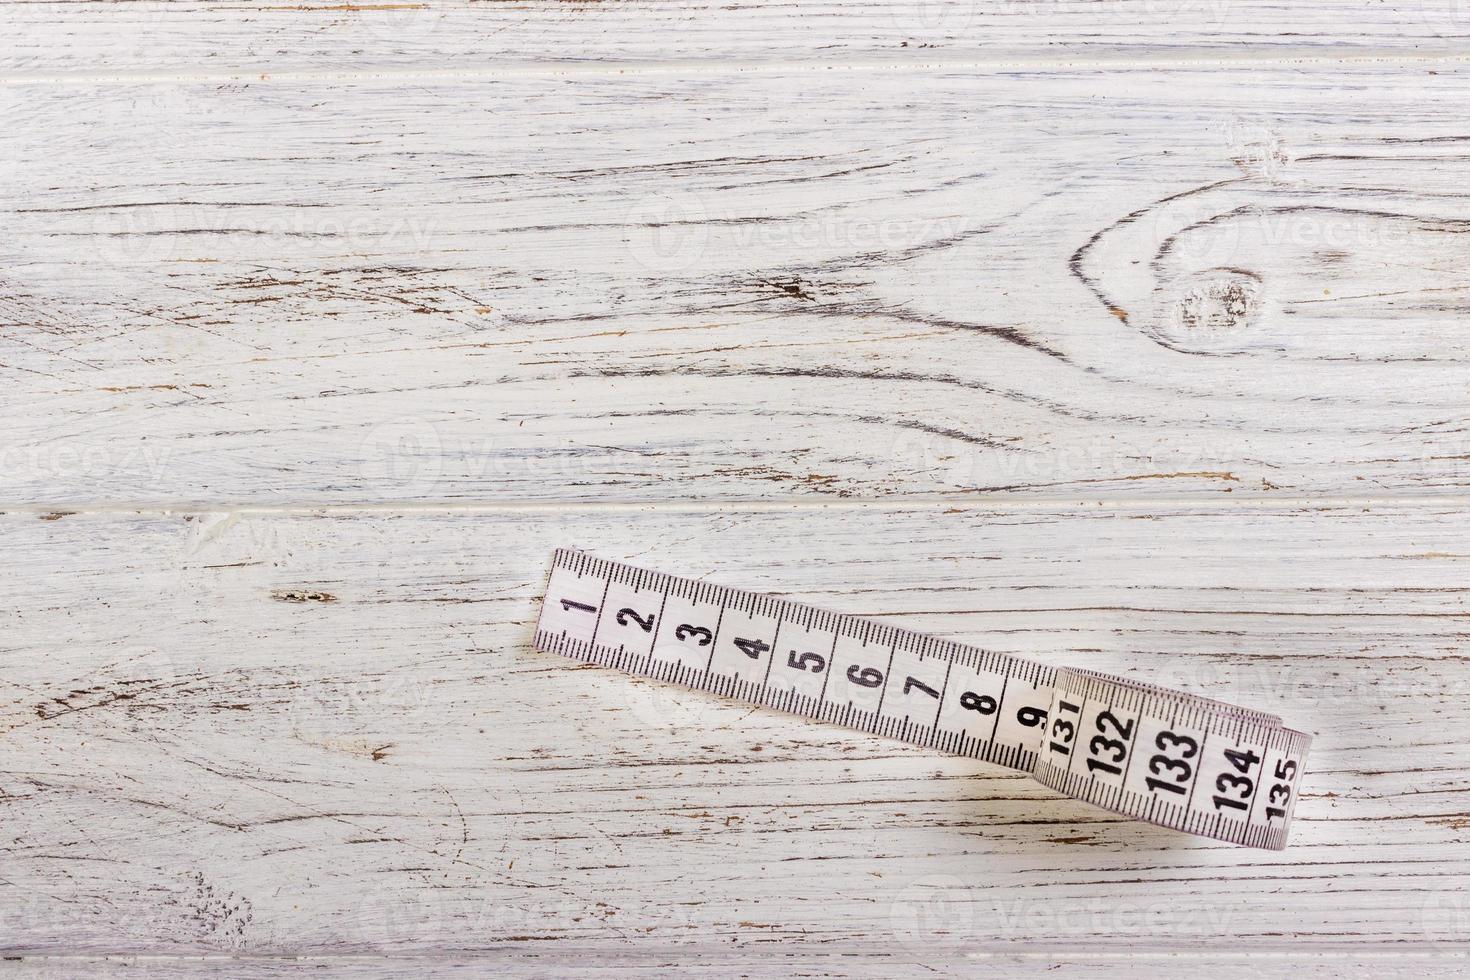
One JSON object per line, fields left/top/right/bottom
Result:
{"left": 534, "top": 549, "right": 1312, "bottom": 849}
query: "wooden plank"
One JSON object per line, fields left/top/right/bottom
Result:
{"left": 2, "top": 952, "right": 1468, "bottom": 978}
{"left": 3, "top": 66, "right": 1468, "bottom": 503}
{"left": 3, "top": 503, "right": 1469, "bottom": 954}
{"left": 4, "top": 1, "right": 1470, "bottom": 75}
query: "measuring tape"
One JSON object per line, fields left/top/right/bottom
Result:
{"left": 534, "top": 549, "right": 1312, "bottom": 849}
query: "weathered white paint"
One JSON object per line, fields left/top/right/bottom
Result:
{"left": 3, "top": 1, "right": 1469, "bottom": 973}
{"left": 3, "top": 506, "right": 1470, "bottom": 966}
{"left": 3, "top": 952, "right": 1466, "bottom": 979}
{"left": 2, "top": 66, "right": 1468, "bottom": 504}
{"left": 4, "top": 1, "right": 1470, "bottom": 76}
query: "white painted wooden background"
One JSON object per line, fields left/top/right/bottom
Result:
{"left": 3, "top": 1, "right": 1469, "bottom": 975}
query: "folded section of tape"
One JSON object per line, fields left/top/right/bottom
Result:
{"left": 533, "top": 548, "right": 1311, "bottom": 849}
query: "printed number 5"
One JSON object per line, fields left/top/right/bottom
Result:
{"left": 787, "top": 650, "right": 827, "bottom": 673}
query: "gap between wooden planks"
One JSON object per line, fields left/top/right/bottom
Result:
{"left": 4, "top": 1, "right": 1470, "bottom": 968}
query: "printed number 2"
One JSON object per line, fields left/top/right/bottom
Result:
{"left": 616, "top": 608, "right": 654, "bottom": 632}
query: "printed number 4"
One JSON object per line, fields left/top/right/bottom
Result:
{"left": 734, "top": 637, "right": 769, "bottom": 660}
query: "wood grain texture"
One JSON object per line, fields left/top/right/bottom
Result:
{"left": 4, "top": 953, "right": 1470, "bottom": 979}
{"left": 3, "top": 66, "right": 1469, "bottom": 503}
{"left": 4, "top": 0, "right": 1470, "bottom": 75}
{"left": 5, "top": 0, "right": 1469, "bottom": 972}
{"left": 4, "top": 505, "right": 1470, "bottom": 959}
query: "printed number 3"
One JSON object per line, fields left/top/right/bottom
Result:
{"left": 675, "top": 624, "right": 713, "bottom": 646}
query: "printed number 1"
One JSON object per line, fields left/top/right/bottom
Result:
{"left": 561, "top": 599, "right": 596, "bottom": 613}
